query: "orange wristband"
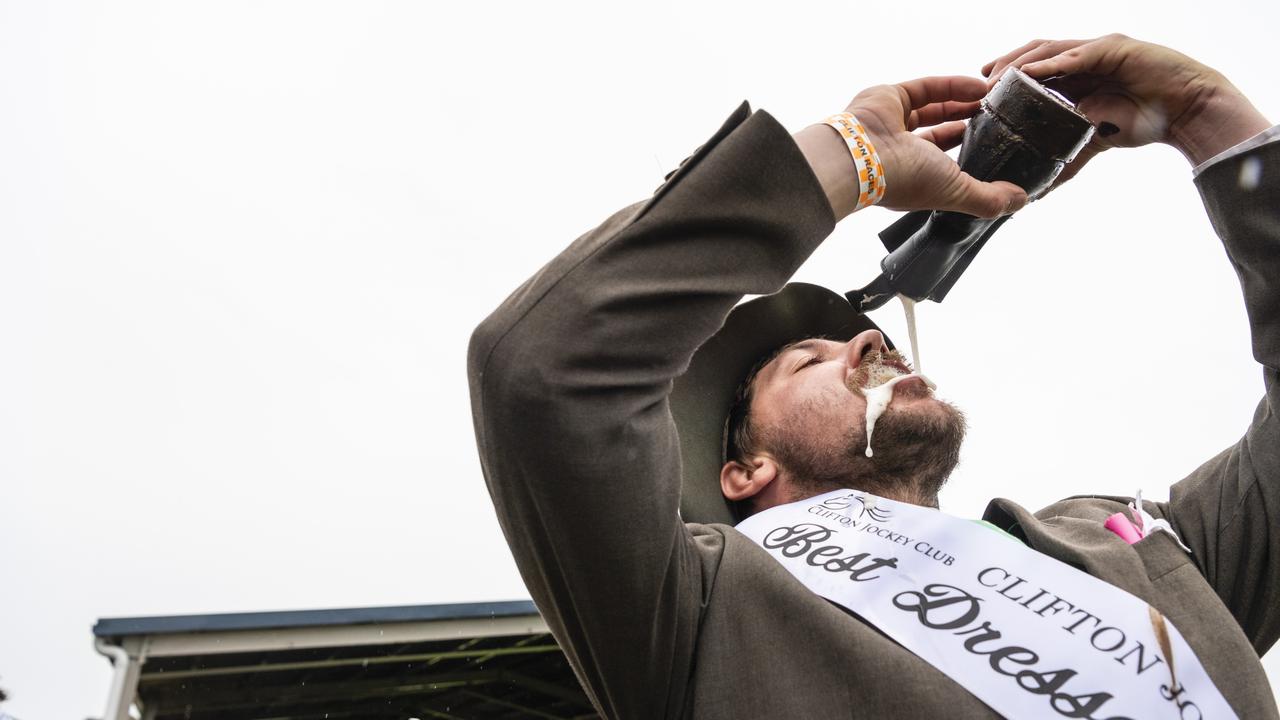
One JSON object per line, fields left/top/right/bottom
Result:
{"left": 824, "top": 112, "right": 886, "bottom": 210}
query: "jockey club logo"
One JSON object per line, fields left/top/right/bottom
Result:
{"left": 819, "top": 492, "right": 892, "bottom": 522}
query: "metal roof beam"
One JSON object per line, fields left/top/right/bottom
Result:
{"left": 152, "top": 685, "right": 499, "bottom": 720}
{"left": 136, "top": 614, "right": 549, "bottom": 658}
{"left": 140, "top": 643, "right": 562, "bottom": 682}
{"left": 145, "top": 670, "right": 504, "bottom": 714}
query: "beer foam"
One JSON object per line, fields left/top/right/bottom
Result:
{"left": 900, "top": 295, "right": 921, "bottom": 374}
{"left": 861, "top": 297, "right": 935, "bottom": 457}
{"left": 863, "top": 372, "right": 935, "bottom": 457}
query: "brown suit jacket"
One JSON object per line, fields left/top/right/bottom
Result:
{"left": 468, "top": 103, "right": 1280, "bottom": 718}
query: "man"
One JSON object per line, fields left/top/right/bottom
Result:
{"left": 468, "top": 35, "right": 1278, "bottom": 718}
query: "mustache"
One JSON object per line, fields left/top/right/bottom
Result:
{"left": 845, "top": 349, "right": 913, "bottom": 394}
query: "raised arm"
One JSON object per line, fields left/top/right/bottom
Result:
{"left": 467, "top": 80, "right": 1023, "bottom": 718}
{"left": 988, "top": 34, "right": 1280, "bottom": 652}
{"left": 1179, "top": 135, "right": 1280, "bottom": 655}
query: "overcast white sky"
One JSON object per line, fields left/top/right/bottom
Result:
{"left": 2, "top": 1, "right": 1278, "bottom": 717}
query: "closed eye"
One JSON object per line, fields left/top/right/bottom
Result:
{"left": 795, "top": 355, "right": 823, "bottom": 372}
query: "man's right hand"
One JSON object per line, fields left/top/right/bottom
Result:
{"left": 983, "top": 34, "right": 1270, "bottom": 180}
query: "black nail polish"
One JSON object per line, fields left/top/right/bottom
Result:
{"left": 1097, "top": 122, "right": 1120, "bottom": 138}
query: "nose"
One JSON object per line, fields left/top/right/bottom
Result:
{"left": 843, "top": 329, "right": 887, "bottom": 369}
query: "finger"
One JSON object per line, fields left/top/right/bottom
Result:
{"left": 942, "top": 176, "right": 1028, "bottom": 219}
{"left": 1021, "top": 38, "right": 1121, "bottom": 80}
{"left": 1040, "top": 73, "right": 1104, "bottom": 104}
{"left": 1008, "top": 39, "right": 1088, "bottom": 71}
{"left": 983, "top": 39, "right": 1052, "bottom": 77}
{"left": 896, "top": 76, "right": 989, "bottom": 110}
{"left": 986, "top": 39, "right": 1088, "bottom": 86}
{"left": 908, "top": 100, "right": 980, "bottom": 130}
{"left": 916, "top": 120, "right": 968, "bottom": 152}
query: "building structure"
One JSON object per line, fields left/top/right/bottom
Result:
{"left": 92, "top": 600, "right": 597, "bottom": 720}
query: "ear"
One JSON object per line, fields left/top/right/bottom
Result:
{"left": 720, "top": 455, "right": 779, "bottom": 503}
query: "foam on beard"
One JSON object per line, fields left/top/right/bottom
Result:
{"left": 850, "top": 351, "right": 936, "bottom": 458}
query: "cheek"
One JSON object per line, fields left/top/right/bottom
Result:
{"left": 773, "top": 382, "right": 867, "bottom": 437}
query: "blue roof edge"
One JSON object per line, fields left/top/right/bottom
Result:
{"left": 93, "top": 599, "right": 541, "bottom": 638}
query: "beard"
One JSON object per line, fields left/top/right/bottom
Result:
{"left": 767, "top": 350, "right": 966, "bottom": 507}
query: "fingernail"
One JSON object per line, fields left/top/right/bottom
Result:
{"left": 1097, "top": 122, "right": 1120, "bottom": 138}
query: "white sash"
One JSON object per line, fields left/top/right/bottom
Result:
{"left": 736, "top": 489, "right": 1234, "bottom": 719}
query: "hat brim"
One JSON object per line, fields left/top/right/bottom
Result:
{"left": 671, "top": 283, "right": 889, "bottom": 525}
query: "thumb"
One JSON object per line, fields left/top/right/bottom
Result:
{"left": 942, "top": 175, "right": 1027, "bottom": 218}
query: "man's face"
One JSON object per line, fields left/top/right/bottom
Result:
{"left": 744, "top": 329, "right": 966, "bottom": 504}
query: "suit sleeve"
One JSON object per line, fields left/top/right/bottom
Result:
{"left": 466, "top": 103, "right": 836, "bottom": 718}
{"left": 1165, "top": 139, "right": 1280, "bottom": 655}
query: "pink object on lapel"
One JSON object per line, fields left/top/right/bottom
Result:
{"left": 1105, "top": 512, "right": 1143, "bottom": 544}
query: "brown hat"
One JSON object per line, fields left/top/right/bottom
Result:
{"left": 670, "top": 283, "right": 889, "bottom": 525}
